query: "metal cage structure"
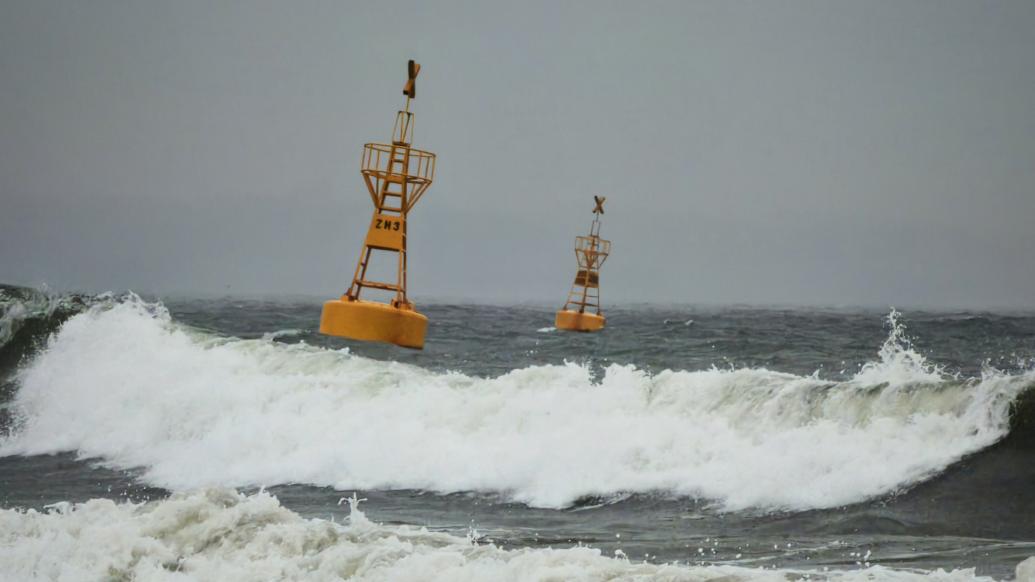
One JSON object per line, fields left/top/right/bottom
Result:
{"left": 563, "top": 225, "right": 611, "bottom": 315}
{"left": 346, "top": 103, "right": 436, "bottom": 308}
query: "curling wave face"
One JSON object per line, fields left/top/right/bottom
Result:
{"left": 1, "top": 297, "right": 1032, "bottom": 511}
{"left": 0, "top": 489, "right": 1003, "bottom": 582}
{"left": 0, "top": 285, "right": 94, "bottom": 369}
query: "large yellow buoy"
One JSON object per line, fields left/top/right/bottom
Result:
{"left": 320, "top": 60, "right": 436, "bottom": 349}
{"left": 555, "top": 196, "right": 611, "bottom": 332}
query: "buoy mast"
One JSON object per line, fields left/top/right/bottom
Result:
{"left": 555, "top": 196, "right": 611, "bottom": 332}
{"left": 319, "top": 60, "right": 436, "bottom": 349}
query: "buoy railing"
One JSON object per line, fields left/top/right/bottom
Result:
{"left": 360, "top": 143, "right": 436, "bottom": 211}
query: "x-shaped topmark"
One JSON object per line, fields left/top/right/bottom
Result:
{"left": 593, "top": 196, "right": 606, "bottom": 215}
{"left": 403, "top": 60, "right": 420, "bottom": 99}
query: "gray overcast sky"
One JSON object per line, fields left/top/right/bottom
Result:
{"left": 1, "top": 0, "right": 1033, "bottom": 308}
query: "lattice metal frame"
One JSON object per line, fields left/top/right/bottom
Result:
{"left": 562, "top": 209, "right": 611, "bottom": 315}
{"left": 344, "top": 62, "right": 435, "bottom": 309}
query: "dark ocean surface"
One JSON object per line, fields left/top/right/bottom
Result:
{"left": 2, "top": 283, "right": 1035, "bottom": 580}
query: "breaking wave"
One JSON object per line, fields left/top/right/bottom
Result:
{"left": 1, "top": 296, "right": 1032, "bottom": 511}
{"left": 0, "top": 285, "right": 94, "bottom": 370}
{"left": 0, "top": 489, "right": 1006, "bottom": 582}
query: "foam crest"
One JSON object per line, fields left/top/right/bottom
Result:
{"left": 1, "top": 298, "right": 1031, "bottom": 511}
{"left": 0, "top": 489, "right": 1001, "bottom": 582}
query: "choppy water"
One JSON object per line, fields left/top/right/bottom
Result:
{"left": 2, "top": 283, "right": 1035, "bottom": 581}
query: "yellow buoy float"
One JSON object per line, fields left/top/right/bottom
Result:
{"left": 555, "top": 196, "right": 611, "bottom": 332}
{"left": 320, "top": 60, "right": 436, "bottom": 349}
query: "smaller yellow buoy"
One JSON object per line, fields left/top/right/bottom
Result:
{"left": 555, "top": 196, "right": 611, "bottom": 332}
{"left": 320, "top": 60, "right": 436, "bottom": 349}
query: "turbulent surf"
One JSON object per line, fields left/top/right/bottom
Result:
{"left": 2, "top": 285, "right": 1034, "bottom": 579}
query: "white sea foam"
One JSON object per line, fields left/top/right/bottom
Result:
{"left": 261, "top": 328, "right": 307, "bottom": 342}
{"left": 0, "top": 489, "right": 1002, "bottom": 582}
{"left": 1, "top": 298, "right": 1031, "bottom": 511}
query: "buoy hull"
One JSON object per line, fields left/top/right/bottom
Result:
{"left": 320, "top": 298, "right": 428, "bottom": 349}
{"left": 555, "top": 310, "right": 606, "bottom": 332}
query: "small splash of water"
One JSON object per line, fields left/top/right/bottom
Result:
{"left": 852, "top": 308, "right": 945, "bottom": 386}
